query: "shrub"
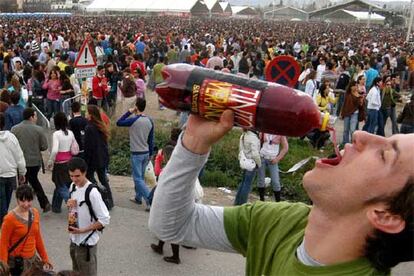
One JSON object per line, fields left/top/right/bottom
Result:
{"left": 109, "top": 120, "right": 333, "bottom": 203}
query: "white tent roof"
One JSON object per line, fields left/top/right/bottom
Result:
{"left": 146, "top": 0, "right": 201, "bottom": 12}
{"left": 86, "top": 0, "right": 113, "bottom": 12}
{"left": 231, "top": 5, "right": 250, "bottom": 14}
{"left": 204, "top": 0, "right": 217, "bottom": 10}
{"left": 342, "top": 9, "right": 385, "bottom": 20}
{"left": 219, "top": 2, "right": 229, "bottom": 11}
{"left": 87, "top": 0, "right": 206, "bottom": 13}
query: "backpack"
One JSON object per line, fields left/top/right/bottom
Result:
{"left": 69, "top": 183, "right": 109, "bottom": 232}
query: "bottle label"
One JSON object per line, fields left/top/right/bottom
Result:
{"left": 192, "top": 79, "right": 261, "bottom": 128}
{"left": 187, "top": 68, "right": 266, "bottom": 129}
{"left": 68, "top": 209, "right": 78, "bottom": 229}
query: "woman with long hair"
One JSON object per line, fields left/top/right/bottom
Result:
{"left": 356, "top": 75, "right": 366, "bottom": 96}
{"left": 340, "top": 80, "right": 365, "bottom": 144}
{"left": 135, "top": 67, "right": 146, "bottom": 99}
{"left": 0, "top": 184, "right": 53, "bottom": 274}
{"left": 316, "top": 82, "right": 336, "bottom": 113}
{"left": 42, "top": 69, "right": 62, "bottom": 119}
{"left": 48, "top": 112, "right": 77, "bottom": 213}
{"left": 84, "top": 105, "right": 113, "bottom": 210}
{"left": 304, "top": 69, "right": 317, "bottom": 102}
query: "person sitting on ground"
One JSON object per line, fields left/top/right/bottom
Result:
{"left": 149, "top": 110, "right": 414, "bottom": 276}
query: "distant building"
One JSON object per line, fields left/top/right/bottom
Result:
{"left": 0, "top": 0, "right": 19, "bottom": 12}
{"left": 219, "top": 1, "right": 232, "bottom": 16}
{"left": 22, "top": 0, "right": 52, "bottom": 12}
{"left": 51, "top": 0, "right": 74, "bottom": 10}
{"left": 264, "top": 6, "right": 308, "bottom": 21}
{"left": 324, "top": 9, "right": 385, "bottom": 25}
{"left": 231, "top": 6, "right": 258, "bottom": 18}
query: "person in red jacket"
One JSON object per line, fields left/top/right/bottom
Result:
{"left": 92, "top": 66, "right": 109, "bottom": 111}
{"left": 130, "top": 54, "right": 146, "bottom": 79}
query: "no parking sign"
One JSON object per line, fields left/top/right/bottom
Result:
{"left": 265, "top": 56, "right": 301, "bottom": 88}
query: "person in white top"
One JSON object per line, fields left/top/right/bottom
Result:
{"left": 304, "top": 69, "right": 318, "bottom": 103}
{"left": 316, "top": 57, "right": 326, "bottom": 86}
{"left": 0, "top": 113, "right": 26, "bottom": 224}
{"left": 363, "top": 77, "right": 382, "bottom": 134}
{"left": 257, "top": 133, "right": 288, "bottom": 202}
{"left": 48, "top": 112, "right": 78, "bottom": 213}
{"left": 230, "top": 50, "right": 241, "bottom": 74}
{"left": 67, "top": 157, "right": 110, "bottom": 276}
{"left": 234, "top": 130, "right": 261, "bottom": 206}
{"left": 206, "top": 51, "right": 224, "bottom": 70}
{"left": 298, "top": 63, "right": 312, "bottom": 91}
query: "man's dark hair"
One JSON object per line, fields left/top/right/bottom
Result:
{"left": 326, "top": 62, "right": 334, "bottom": 70}
{"left": 135, "top": 97, "right": 146, "bottom": 112}
{"left": 10, "top": 92, "right": 20, "bottom": 105}
{"left": 97, "top": 65, "right": 104, "bottom": 71}
{"left": 88, "top": 98, "right": 98, "bottom": 106}
{"left": 16, "top": 184, "right": 34, "bottom": 201}
{"left": 364, "top": 178, "right": 414, "bottom": 273}
{"left": 61, "top": 53, "right": 69, "bottom": 61}
{"left": 0, "top": 113, "right": 4, "bottom": 130}
{"left": 68, "top": 157, "right": 88, "bottom": 173}
{"left": 71, "top": 102, "right": 81, "bottom": 113}
{"left": 23, "top": 107, "right": 36, "bottom": 120}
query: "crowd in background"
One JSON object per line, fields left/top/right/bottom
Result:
{"left": 0, "top": 15, "right": 413, "bottom": 275}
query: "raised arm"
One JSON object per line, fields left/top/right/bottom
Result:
{"left": 149, "top": 111, "right": 236, "bottom": 252}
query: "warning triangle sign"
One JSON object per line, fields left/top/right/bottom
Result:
{"left": 74, "top": 39, "right": 97, "bottom": 68}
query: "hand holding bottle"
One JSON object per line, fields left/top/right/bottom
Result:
{"left": 183, "top": 110, "right": 234, "bottom": 155}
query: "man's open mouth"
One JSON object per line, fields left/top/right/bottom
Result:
{"left": 319, "top": 150, "right": 343, "bottom": 166}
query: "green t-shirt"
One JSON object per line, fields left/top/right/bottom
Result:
{"left": 153, "top": 63, "right": 165, "bottom": 85}
{"left": 224, "top": 201, "right": 385, "bottom": 276}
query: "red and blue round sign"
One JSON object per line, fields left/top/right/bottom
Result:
{"left": 265, "top": 55, "right": 301, "bottom": 88}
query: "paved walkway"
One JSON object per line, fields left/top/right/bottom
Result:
{"left": 28, "top": 171, "right": 412, "bottom": 275}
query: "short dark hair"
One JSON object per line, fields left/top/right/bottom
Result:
{"left": 97, "top": 65, "right": 104, "bottom": 71}
{"left": 364, "top": 178, "right": 414, "bottom": 273}
{"left": 10, "top": 92, "right": 20, "bottom": 105}
{"left": 326, "top": 62, "right": 334, "bottom": 70}
{"left": 0, "top": 113, "right": 4, "bottom": 130}
{"left": 135, "top": 97, "right": 146, "bottom": 112}
{"left": 16, "top": 184, "right": 34, "bottom": 201}
{"left": 23, "top": 107, "right": 36, "bottom": 120}
{"left": 68, "top": 157, "right": 88, "bottom": 173}
{"left": 71, "top": 102, "right": 81, "bottom": 113}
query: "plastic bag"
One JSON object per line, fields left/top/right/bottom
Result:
{"left": 145, "top": 161, "right": 157, "bottom": 188}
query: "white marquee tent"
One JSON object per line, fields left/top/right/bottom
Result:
{"left": 231, "top": 5, "right": 258, "bottom": 17}
{"left": 203, "top": 0, "right": 223, "bottom": 14}
{"left": 219, "top": 2, "right": 232, "bottom": 15}
{"left": 86, "top": 0, "right": 209, "bottom": 14}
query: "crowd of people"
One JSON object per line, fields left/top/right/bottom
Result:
{"left": 0, "top": 14, "right": 413, "bottom": 275}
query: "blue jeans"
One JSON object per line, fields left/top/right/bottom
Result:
{"left": 47, "top": 99, "right": 60, "bottom": 119}
{"left": 51, "top": 183, "right": 69, "bottom": 212}
{"left": 377, "top": 107, "right": 399, "bottom": 136}
{"left": 363, "top": 109, "right": 378, "bottom": 134}
{"left": 0, "top": 177, "right": 15, "bottom": 225}
{"left": 343, "top": 112, "right": 359, "bottom": 144}
{"left": 258, "top": 158, "right": 281, "bottom": 192}
{"left": 131, "top": 153, "right": 150, "bottom": 205}
{"left": 234, "top": 169, "right": 256, "bottom": 206}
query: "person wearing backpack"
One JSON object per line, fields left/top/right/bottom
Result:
{"left": 67, "top": 157, "right": 110, "bottom": 276}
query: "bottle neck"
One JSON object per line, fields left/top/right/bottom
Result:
{"left": 319, "top": 112, "right": 336, "bottom": 131}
